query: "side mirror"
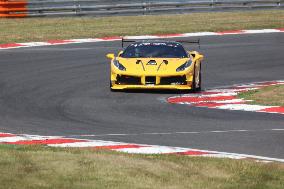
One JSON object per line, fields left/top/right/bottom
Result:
{"left": 188, "top": 51, "right": 195, "bottom": 58}
{"left": 118, "top": 51, "right": 123, "bottom": 57}
{"left": 195, "top": 54, "right": 204, "bottom": 61}
{"left": 106, "top": 53, "right": 115, "bottom": 59}
{"left": 189, "top": 51, "right": 204, "bottom": 61}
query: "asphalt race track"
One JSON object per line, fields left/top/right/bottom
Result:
{"left": 0, "top": 33, "right": 283, "bottom": 159}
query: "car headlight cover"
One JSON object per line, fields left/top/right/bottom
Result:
{"left": 176, "top": 60, "right": 192, "bottom": 72}
{"left": 113, "top": 59, "right": 126, "bottom": 71}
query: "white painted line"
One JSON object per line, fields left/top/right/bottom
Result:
{"left": 48, "top": 140, "right": 127, "bottom": 147}
{"left": 169, "top": 80, "right": 284, "bottom": 115}
{"left": 271, "top": 129, "right": 284, "bottom": 131}
{"left": 0, "top": 136, "right": 29, "bottom": 142}
{"left": 243, "top": 29, "right": 281, "bottom": 33}
{"left": 207, "top": 88, "right": 258, "bottom": 93}
{"left": 124, "top": 35, "right": 159, "bottom": 39}
{"left": 199, "top": 150, "right": 284, "bottom": 163}
{"left": 175, "top": 131, "right": 200, "bottom": 134}
{"left": 177, "top": 92, "right": 239, "bottom": 98}
{"left": 142, "top": 132, "right": 172, "bottom": 135}
{"left": 18, "top": 42, "right": 51, "bottom": 47}
{"left": 66, "top": 128, "right": 284, "bottom": 138}
{"left": 116, "top": 146, "right": 189, "bottom": 154}
{"left": 200, "top": 154, "right": 245, "bottom": 159}
{"left": 118, "top": 144, "right": 284, "bottom": 163}
{"left": 215, "top": 99, "right": 247, "bottom": 104}
{"left": 1, "top": 131, "right": 284, "bottom": 162}
{"left": 183, "top": 32, "right": 217, "bottom": 37}
{"left": 0, "top": 135, "right": 60, "bottom": 143}
{"left": 0, "top": 28, "right": 283, "bottom": 50}
{"left": 216, "top": 104, "right": 276, "bottom": 111}
{"left": 202, "top": 92, "right": 239, "bottom": 97}
{"left": 69, "top": 38, "right": 104, "bottom": 43}
{"left": 0, "top": 46, "right": 23, "bottom": 50}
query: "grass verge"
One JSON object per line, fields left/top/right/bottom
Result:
{"left": 0, "top": 10, "right": 284, "bottom": 44}
{"left": 0, "top": 144, "right": 283, "bottom": 189}
{"left": 238, "top": 85, "right": 284, "bottom": 106}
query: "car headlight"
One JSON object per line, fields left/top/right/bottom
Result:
{"left": 176, "top": 60, "right": 192, "bottom": 72}
{"left": 113, "top": 59, "right": 126, "bottom": 71}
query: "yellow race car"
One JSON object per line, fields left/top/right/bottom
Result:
{"left": 106, "top": 39, "right": 204, "bottom": 91}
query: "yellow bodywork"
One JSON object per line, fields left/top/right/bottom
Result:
{"left": 107, "top": 51, "right": 204, "bottom": 90}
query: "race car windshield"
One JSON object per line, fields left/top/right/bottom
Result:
{"left": 121, "top": 43, "right": 188, "bottom": 58}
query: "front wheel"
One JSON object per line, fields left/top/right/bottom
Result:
{"left": 191, "top": 64, "right": 202, "bottom": 92}
{"left": 110, "top": 80, "right": 115, "bottom": 92}
{"left": 110, "top": 81, "right": 120, "bottom": 92}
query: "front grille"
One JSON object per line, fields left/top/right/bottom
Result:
{"left": 145, "top": 76, "right": 156, "bottom": 85}
{"left": 160, "top": 76, "right": 187, "bottom": 85}
{"left": 117, "top": 75, "right": 141, "bottom": 85}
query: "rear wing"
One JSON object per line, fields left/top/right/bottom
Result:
{"left": 121, "top": 38, "right": 136, "bottom": 48}
{"left": 121, "top": 37, "right": 200, "bottom": 48}
{"left": 176, "top": 39, "right": 200, "bottom": 49}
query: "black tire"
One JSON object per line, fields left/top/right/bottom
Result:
{"left": 191, "top": 63, "right": 201, "bottom": 92}
{"left": 110, "top": 81, "right": 120, "bottom": 92}
{"left": 190, "top": 72, "right": 196, "bottom": 92}
{"left": 196, "top": 64, "right": 202, "bottom": 92}
{"left": 110, "top": 81, "right": 114, "bottom": 92}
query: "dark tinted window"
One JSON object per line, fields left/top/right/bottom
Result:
{"left": 121, "top": 42, "right": 188, "bottom": 58}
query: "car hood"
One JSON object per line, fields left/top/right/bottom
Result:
{"left": 116, "top": 57, "right": 190, "bottom": 75}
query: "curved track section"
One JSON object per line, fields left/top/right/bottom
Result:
{"left": 168, "top": 80, "right": 284, "bottom": 114}
{"left": 0, "top": 33, "right": 283, "bottom": 158}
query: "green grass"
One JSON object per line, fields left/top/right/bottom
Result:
{"left": 1, "top": 10, "right": 284, "bottom": 188}
{"left": 238, "top": 85, "right": 284, "bottom": 106}
{"left": 0, "top": 144, "right": 283, "bottom": 189}
{"left": 0, "top": 10, "right": 284, "bottom": 44}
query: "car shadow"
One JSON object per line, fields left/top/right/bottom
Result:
{"left": 115, "top": 89, "right": 203, "bottom": 95}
